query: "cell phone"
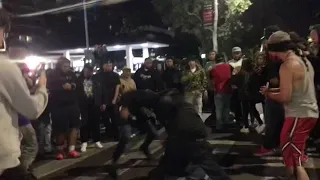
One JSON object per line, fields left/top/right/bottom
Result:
{"left": 34, "top": 63, "right": 45, "bottom": 78}
{"left": 34, "top": 63, "right": 45, "bottom": 85}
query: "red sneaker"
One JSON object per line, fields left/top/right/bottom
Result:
{"left": 56, "top": 153, "right": 65, "bottom": 160}
{"left": 254, "top": 147, "right": 276, "bottom": 156}
{"left": 68, "top": 150, "right": 80, "bottom": 158}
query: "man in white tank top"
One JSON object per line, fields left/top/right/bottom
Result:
{"left": 260, "top": 31, "right": 319, "bottom": 180}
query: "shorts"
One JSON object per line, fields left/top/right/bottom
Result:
{"left": 51, "top": 105, "right": 81, "bottom": 134}
{"left": 280, "top": 117, "right": 318, "bottom": 167}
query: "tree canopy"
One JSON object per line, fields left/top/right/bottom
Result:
{"left": 152, "top": 0, "right": 252, "bottom": 54}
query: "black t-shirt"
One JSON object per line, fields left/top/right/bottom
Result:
{"left": 120, "top": 90, "right": 160, "bottom": 113}
{"left": 120, "top": 90, "right": 207, "bottom": 140}
{"left": 263, "top": 60, "right": 281, "bottom": 88}
{"left": 100, "top": 72, "right": 120, "bottom": 104}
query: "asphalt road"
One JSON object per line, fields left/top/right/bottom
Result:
{"left": 38, "top": 112, "right": 320, "bottom": 180}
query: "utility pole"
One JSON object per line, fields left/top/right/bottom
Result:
{"left": 213, "top": 0, "right": 218, "bottom": 52}
{"left": 83, "top": 0, "right": 89, "bottom": 49}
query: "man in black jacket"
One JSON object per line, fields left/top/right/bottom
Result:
{"left": 48, "top": 57, "right": 81, "bottom": 160}
{"left": 133, "top": 57, "right": 163, "bottom": 91}
{"left": 112, "top": 90, "right": 230, "bottom": 180}
{"left": 94, "top": 60, "right": 121, "bottom": 140}
{"left": 254, "top": 25, "right": 285, "bottom": 156}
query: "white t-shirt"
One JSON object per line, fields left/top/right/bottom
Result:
{"left": 228, "top": 59, "right": 243, "bottom": 69}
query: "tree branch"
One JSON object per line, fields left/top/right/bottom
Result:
{"left": 184, "top": 4, "right": 202, "bottom": 22}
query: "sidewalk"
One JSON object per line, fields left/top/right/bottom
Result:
{"left": 33, "top": 142, "right": 117, "bottom": 179}
{"left": 33, "top": 127, "right": 166, "bottom": 179}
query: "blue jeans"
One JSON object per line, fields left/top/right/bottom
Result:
{"left": 214, "top": 93, "right": 232, "bottom": 129}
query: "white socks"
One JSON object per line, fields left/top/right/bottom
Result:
{"left": 69, "top": 145, "right": 75, "bottom": 152}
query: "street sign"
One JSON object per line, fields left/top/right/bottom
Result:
{"left": 203, "top": 0, "right": 214, "bottom": 27}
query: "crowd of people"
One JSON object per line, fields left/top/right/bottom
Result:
{"left": 1, "top": 5, "right": 320, "bottom": 180}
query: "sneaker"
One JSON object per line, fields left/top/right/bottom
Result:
{"left": 95, "top": 141, "right": 103, "bottom": 149}
{"left": 68, "top": 150, "right": 80, "bottom": 158}
{"left": 240, "top": 127, "right": 250, "bottom": 134}
{"left": 140, "top": 146, "right": 154, "bottom": 160}
{"left": 56, "top": 153, "right": 65, "bottom": 160}
{"left": 302, "top": 154, "right": 309, "bottom": 163}
{"left": 80, "top": 142, "right": 87, "bottom": 152}
{"left": 254, "top": 147, "right": 276, "bottom": 156}
{"left": 256, "top": 124, "right": 266, "bottom": 134}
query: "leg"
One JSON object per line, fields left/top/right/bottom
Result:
{"left": 68, "top": 105, "right": 81, "bottom": 157}
{"left": 185, "top": 92, "right": 194, "bottom": 105}
{"left": 222, "top": 94, "right": 232, "bottom": 124}
{"left": 195, "top": 92, "right": 203, "bottom": 117}
{"left": 89, "top": 104, "right": 101, "bottom": 143}
{"left": 249, "top": 102, "right": 263, "bottom": 125}
{"left": 280, "top": 118, "right": 317, "bottom": 180}
{"left": 108, "top": 105, "right": 120, "bottom": 141}
{"left": 263, "top": 99, "right": 285, "bottom": 150}
{"left": 214, "top": 93, "right": 224, "bottom": 130}
{"left": 38, "top": 121, "right": 52, "bottom": 154}
{"left": 240, "top": 101, "right": 249, "bottom": 129}
{"left": 20, "top": 124, "right": 38, "bottom": 171}
{"left": 80, "top": 106, "right": 89, "bottom": 144}
{"left": 113, "top": 124, "right": 132, "bottom": 163}
{"left": 51, "top": 107, "right": 68, "bottom": 160}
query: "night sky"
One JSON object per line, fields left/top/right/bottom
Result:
{"left": 5, "top": 0, "right": 320, "bottom": 55}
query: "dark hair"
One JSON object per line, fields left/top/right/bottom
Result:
{"left": 288, "top": 32, "right": 309, "bottom": 71}
{"left": 56, "top": 57, "right": 70, "bottom": 70}
{"left": 215, "top": 53, "right": 225, "bottom": 63}
{"left": 0, "top": 9, "right": 11, "bottom": 33}
{"left": 145, "top": 57, "right": 152, "bottom": 62}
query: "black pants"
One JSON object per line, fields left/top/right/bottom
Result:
{"left": 113, "top": 116, "right": 156, "bottom": 162}
{"left": 149, "top": 139, "right": 230, "bottom": 180}
{"left": 204, "top": 90, "right": 216, "bottom": 128}
{"left": 80, "top": 100, "right": 100, "bottom": 142}
{"left": 230, "top": 91, "right": 242, "bottom": 123}
{"left": 101, "top": 105, "right": 120, "bottom": 140}
{"left": 263, "top": 98, "right": 285, "bottom": 150}
{"left": 241, "top": 100, "right": 263, "bottom": 128}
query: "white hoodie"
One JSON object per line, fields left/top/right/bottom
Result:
{"left": 0, "top": 56, "right": 48, "bottom": 173}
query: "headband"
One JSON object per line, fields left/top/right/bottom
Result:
{"left": 267, "top": 40, "right": 296, "bottom": 52}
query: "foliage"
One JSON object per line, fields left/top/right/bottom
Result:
{"left": 218, "top": 0, "right": 252, "bottom": 54}
{"left": 152, "top": 0, "right": 252, "bottom": 54}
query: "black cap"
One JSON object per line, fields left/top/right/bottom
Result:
{"left": 215, "top": 54, "right": 225, "bottom": 63}
{"left": 103, "top": 60, "right": 113, "bottom": 64}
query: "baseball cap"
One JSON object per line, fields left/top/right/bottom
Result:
{"left": 232, "top": 47, "right": 242, "bottom": 52}
{"left": 122, "top": 67, "right": 131, "bottom": 71}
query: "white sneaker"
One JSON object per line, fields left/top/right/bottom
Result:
{"left": 95, "top": 141, "right": 103, "bottom": 149}
{"left": 81, "top": 142, "right": 88, "bottom": 152}
{"left": 256, "top": 124, "right": 266, "bottom": 134}
{"left": 240, "top": 127, "right": 250, "bottom": 134}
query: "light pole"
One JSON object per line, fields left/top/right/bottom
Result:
{"left": 213, "top": 0, "right": 218, "bottom": 52}
{"left": 83, "top": 0, "right": 89, "bottom": 50}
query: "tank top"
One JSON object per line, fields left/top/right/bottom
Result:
{"left": 285, "top": 57, "right": 319, "bottom": 118}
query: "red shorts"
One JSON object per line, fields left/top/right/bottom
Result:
{"left": 280, "top": 117, "right": 318, "bottom": 167}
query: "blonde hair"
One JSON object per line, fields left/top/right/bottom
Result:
{"left": 268, "top": 31, "right": 291, "bottom": 44}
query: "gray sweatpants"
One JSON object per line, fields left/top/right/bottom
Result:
{"left": 20, "top": 124, "right": 38, "bottom": 171}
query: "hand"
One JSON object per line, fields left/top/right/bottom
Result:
{"left": 62, "top": 83, "right": 72, "bottom": 90}
{"left": 37, "top": 71, "right": 47, "bottom": 88}
{"left": 259, "top": 86, "right": 268, "bottom": 95}
{"left": 112, "top": 98, "right": 117, "bottom": 105}
{"left": 100, "top": 104, "right": 106, "bottom": 111}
